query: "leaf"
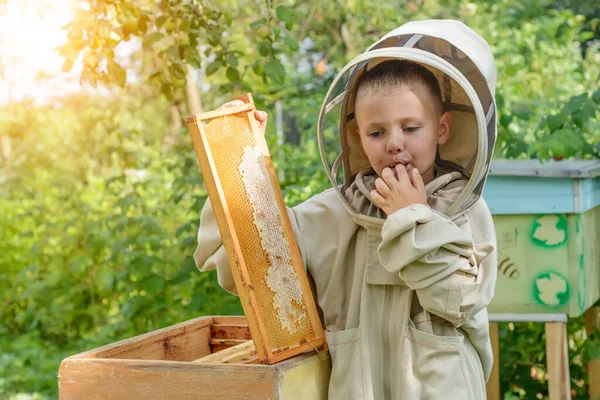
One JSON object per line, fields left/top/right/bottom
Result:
{"left": 137, "top": 14, "right": 150, "bottom": 35}
{"left": 226, "top": 55, "right": 238, "bottom": 69}
{"left": 562, "top": 95, "right": 585, "bottom": 114}
{"left": 258, "top": 41, "right": 272, "bottom": 57}
{"left": 143, "top": 32, "right": 164, "bottom": 50}
{"left": 499, "top": 114, "right": 513, "bottom": 129}
{"left": 264, "top": 58, "right": 286, "bottom": 84}
{"left": 571, "top": 108, "right": 593, "bottom": 129}
{"left": 276, "top": 5, "right": 294, "bottom": 29}
{"left": 108, "top": 61, "right": 127, "bottom": 87}
{"left": 164, "top": 45, "right": 181, "bottom": 60}
{"left": 187, "top": 292, "right": 205, "bottom": 311}
{"left": 226, "top": 67, "right": 239, "bottom": 83}
{"left": 181, "top": 235, "right": 197, "bottom": 248}
{"left": 180, "top": 19, "right": 191, "bottom": 32}
{"left": 143, "top": 273, "right": 165, "bottom": 295}
{"left": 83, "top": 51, "right": 98, "bottom": 68}
{"left": 170, "top": 63, "right": 186, "bottom": 80}
{"left": 250, "top": 17, "right": 267, "bottom": 30}
{"left": 495, "top": 93, "right": 505, "bottom": 110}
{"left": 547, "top": 139, "right": 565, "bottom": 158}
{"left": 156, "top": 16, "right": 168, "bottom": 28}
{"left": 592, "top": 88, "right": 600, "bottom": 105}
{"left": 184, "top": 47, "right": 202, "bottom": 69}
{"left": 512, "top": 107, "right": 530, "bottom": 121}
{"left": 252, "top": 60, "right": 265, "bottom": 76}
{"left": 57, "top": 44, "right": 81, "bottom": 62}
{"left": 205, "top": 60, "right": 221, "bottom": 76}
{"left": 546, "top": 113, "right": 564, "bottom": 132}
{"left": 283, "top": 36, "right": 299, "bottom": 51}
{"left": 170, "top": 258, "right": 196, "bottom": 284}
{"left": 121, "top": 298, "right": 140, "bottom": 319}
{"left": 62, "top": 58, "right": 74, "bottom": 73}
{"left": 176, "top": 32, "right": 190, "bottom": 46}
{"left": 155, "top": 36, "right": 176, "bottom": 52}
{"left": 161, "top": 83, "right": 173, "bottom": 101}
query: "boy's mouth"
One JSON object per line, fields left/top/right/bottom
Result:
{"left": 384, "top": 161, "right": 415, "bottom": 179}
{"left": 388, "top": 161, "right": 410, "bottom": 171}
{"left": 384, "top": 162, "right": 407, "bottom": 179}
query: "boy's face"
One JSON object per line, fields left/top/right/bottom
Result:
{"left": 354, "top": 85, "right": 451, "bottom": 185}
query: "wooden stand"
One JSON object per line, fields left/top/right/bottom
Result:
{"left": 585, "top": 306, "right": 600, "bottom": 400}
{"left": 486, "top": 321, "right": 500, "bottom": 400}
{"left": 486, "top": 314, "right": 572, "bottom": 400}
{"left": 58, "top": 316, "right": 331, "bottom": 400}
{"left": 545, "top": 321, "right": 571, "bottom": 400}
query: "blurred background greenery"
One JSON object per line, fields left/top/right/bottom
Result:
{"left": 0, "top": 0, "right": 599, "bottom": 398}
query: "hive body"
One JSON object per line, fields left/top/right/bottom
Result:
{"left": 187, "top": 94, "right": 326, "bottom": 364}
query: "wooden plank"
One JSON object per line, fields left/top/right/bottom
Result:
{"left": 58, "top": 357, "right": 278, "bottom": 400}
{"left": 211, "top": 324, "right": 251, "bottom": 340}
{"left": 585, "top": 307, "right": 600, "bottom": 400}
{"left": 209, "top": 338, "right": 248, "bottom": 347}
{"left": 211, "top": 316, "right": 247, "bottom": 325}
{"left": 190, "top": 103, "right": 254, "bottom": 121}
{"left": 545, "top": 322, "right": 572, "bottom": 400}
{"left": 486, "top": 322, "right": 500, "bottom": 400}
{"left": 212, "top": 344, "right": 239, "bottom": 353}
{"left": 268, "top": 337, "right": 326, "bottom": 365}
{"left": 70, "top": 316, "right": 212, "bottom": 362}
{"left": 193, "top": 340, "right": 255, "bottom": 364}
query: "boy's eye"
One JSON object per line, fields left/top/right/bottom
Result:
{"left": 405, "top": 126, "right": 420, "bottom": 133}
{"left": 369, "top": 131, "right": 384, "bottom": 137}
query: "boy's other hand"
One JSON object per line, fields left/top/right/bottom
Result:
{"left": 217, "top": 100, "right": 268, "bottom": 135}
{"left": 371, "top": 165, "right": 427, "bottom": 215}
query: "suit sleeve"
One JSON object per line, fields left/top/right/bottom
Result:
{"left": 378, "top": 200, "right": 497, "bottom": 327}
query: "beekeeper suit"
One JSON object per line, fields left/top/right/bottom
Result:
{"left": 195, "top": 19, "right": 498, "bottom": 400}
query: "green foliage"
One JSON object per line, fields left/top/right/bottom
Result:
{"left": 0, "top": 91, "right": 242, "bottom": 399}
{"left": 2, "top": 0, "right": 600, "bottom": 398}
{"left": 59, "top": 0, "right": 232, "bottom": 100}
{"left": 498, "top": 313, "right": 598, "bottom": 399}
{"left": 530, "top": 89, "right": 600, "bottom": 160}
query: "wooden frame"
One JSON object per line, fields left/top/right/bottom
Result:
{"left": 186, "top": 94, "right": 326, "bottom": 365}
{"left": 58, "top": 316, "right": 331, "bottom": 399}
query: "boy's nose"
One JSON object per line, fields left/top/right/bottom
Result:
{"left": 386, "top": 132, "right": 404, "bottom": 154}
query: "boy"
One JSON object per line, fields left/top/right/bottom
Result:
{"left": 195, "top": 20, "right": 497, "bottom": 399}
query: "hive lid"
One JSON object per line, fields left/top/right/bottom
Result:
{"left": 489, "top": 159, "right": 600, "bottom": 178}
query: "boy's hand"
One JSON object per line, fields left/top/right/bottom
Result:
{"left": 371, "top": 165, "right": 428, "bottom": 215}
{"left": 217, "top": 100, "right": 268, "bottom": 135}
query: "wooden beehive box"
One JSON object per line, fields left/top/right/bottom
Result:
{"left": 58, "top": 315, "right": 331, "bottom": 399}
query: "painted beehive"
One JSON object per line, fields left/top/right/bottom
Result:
{"left": 483, "top": 159, "right": 600, "bottom": 317}
{"left": 186, "top": 94, "right": 326, "bottom": 364}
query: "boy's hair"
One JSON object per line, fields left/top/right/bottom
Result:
{"left": 355, "top": 60, "right": 444, "bottom": 116}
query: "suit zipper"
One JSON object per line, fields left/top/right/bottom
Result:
{"left": 382, "top": 285, "right": 393, "bottom": 400}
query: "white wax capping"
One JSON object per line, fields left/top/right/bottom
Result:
{"left": 239, "top": 146, "right": 306, "bottom": 333}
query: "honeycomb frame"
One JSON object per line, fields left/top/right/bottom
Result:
{"left": 186, "top": 93, "right": 326, "bottom": 364}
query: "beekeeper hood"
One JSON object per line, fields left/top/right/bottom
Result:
{"left": 317, "top": 19, "right": 497, "bottom": 217}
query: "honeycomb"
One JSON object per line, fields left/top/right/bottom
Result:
{"left": 204, "top": 114, "right": 315, "bottom": 351}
